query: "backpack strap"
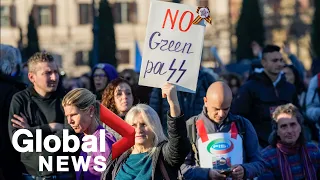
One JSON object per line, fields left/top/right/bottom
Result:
{"left": 233, "top": 115, "right": 247, "bottom": 161}
{"left": 159, "top": 158, "right": 170, "bottom": 180}
{"left": 187, "top": 114, "right": 247, "bottom": 166}
{"left": 186, "top": 115, "right": 200, "bottom": 166}
{"left": 234, "top": 115, "right": 246, "bottom": 140}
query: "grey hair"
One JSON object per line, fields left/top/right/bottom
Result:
{"left": 0, "top": 44, "right": 21, "bottom": 75}
{"left": 268, "top": 103, "right": 305, "bottom": 146}
{"left": 125, "top": 104, "right": 168, "bottom": 156}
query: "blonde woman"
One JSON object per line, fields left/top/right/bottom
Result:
{"left": 62, "top": 88, "right": 116, "bottom": 180}
{"left": 101, "top": 83, "right": 190, "bottom": 180}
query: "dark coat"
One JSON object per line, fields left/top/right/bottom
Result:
{"left": 0, "top": 74, "right": 26, "bottom": 180}
{"left": 7, "top": 86, "right": 75, "bottom": 176}
{"left": 181, "top": 109, "right": 266, "bottom": 179}
{"left": 101, "top": 113, "right": 190, "bottom": 180}
{"left": 231, "top": 71, "right": 299, "bottom": 147}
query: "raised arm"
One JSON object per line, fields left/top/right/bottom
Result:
{"left": 283, "top": 44, "right": 305, "bottom": 80}
{"left": 161, "top": 83, "right": 181, "bottom": 117}
{"left": 161, "top": 83, "right": 190, "bottom": 167}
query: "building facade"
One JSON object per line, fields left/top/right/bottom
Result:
{"left": 0, "top": 0, "right": 314, "bottom": 77}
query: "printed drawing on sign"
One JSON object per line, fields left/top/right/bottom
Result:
{"left": 138, "top": 1, "right": 209, "bottom": 93}
{"left": 207, "top": 138, "right": 234, "bottom": 154}
{"left": 212, "top": 157, "right": 231, "bottom": 170}
{"left": 197, "top": 133, "right": 243, "bottom": 169}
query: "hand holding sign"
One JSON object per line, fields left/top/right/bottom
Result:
{"left": 161, "top": 83, "right": 181, "bottom": 117}
{"left": 100, "top": 104, "right": 135, "bottom": 159}
{"left": 161, "top": 82, "right": 178, "bottom": 101}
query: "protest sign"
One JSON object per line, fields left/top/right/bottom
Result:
{"left": 138, "top": 1, "right": 207, "bottom": 93}
{"left": 197, "top": 133, "right": 243, "bottom": 169}
{"left": 196, "top": 120, "right": 243, "bottom": 169}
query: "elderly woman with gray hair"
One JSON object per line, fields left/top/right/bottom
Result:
{"left": 0, "top": 44, "right": 26, "bottom": 180}
{"left": 101, "top": 83, "right": 190, "bottom": 180}
{"left": 0, "top": 44, "right": 21, "bottom": 75}
{"left": 259, "top": 103, "right": 320, "bottom": 180}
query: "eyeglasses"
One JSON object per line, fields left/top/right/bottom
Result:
{"left": 93, "top": 74, "right": 107, "bottom": 78}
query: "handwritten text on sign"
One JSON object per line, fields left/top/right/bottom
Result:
{"left": 138, "top": 1, "right": 205, "bottom": 93}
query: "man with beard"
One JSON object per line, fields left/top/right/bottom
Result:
{"left": 232, "top": 45, "right": 299, "bottom": 148}
{"left": 8, "top": 52, "right": 76, "bottom": 179}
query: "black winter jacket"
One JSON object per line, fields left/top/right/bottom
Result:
{"left": 101, "top": 113, "right": 190, "bottom": 180}
{"left": 231, "top": 72, "right": 299, "bottom": 147}
{"left": 0, "top": 74, "right": 26, "bottom": 180}
{"left": 8, "top": 86, "right": 76, "bottom": 177}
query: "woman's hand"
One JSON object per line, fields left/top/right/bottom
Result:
{"left": 161, "top": 82, "right": 181, "bottom": 117}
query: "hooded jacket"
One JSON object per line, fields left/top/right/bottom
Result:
{"left": 0, "top": 74, "right": 26, "bottom": 180}
{"left": 231, "top": 71, "right": 299, "bottom": 147}
{"left": 91, "top": 63, "right": 118, "bottom": 100}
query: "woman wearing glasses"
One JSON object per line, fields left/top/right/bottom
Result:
{"left": 91, "top": 63, "right": 118, "bottom": 100}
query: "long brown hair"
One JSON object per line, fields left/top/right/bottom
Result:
{"left": 101, "top": 78, "right": 137, "bottom": 115}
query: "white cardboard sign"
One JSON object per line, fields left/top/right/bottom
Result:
{"left": 198, "top": 133, "right": 243, "bottom": 169}
{"left": 138, "top": 1, "right": 206, "bottom": 93}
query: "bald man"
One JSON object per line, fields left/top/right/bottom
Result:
{"left": 180, "top": 82, "right": 266, "bottom": 180}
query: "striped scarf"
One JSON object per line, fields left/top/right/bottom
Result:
{"left": 276, "top": 142, "right": 317, "bottom": 180}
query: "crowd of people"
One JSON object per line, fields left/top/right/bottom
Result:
{"left": 0, "top": 42, "right": 319, "bottom": 180}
